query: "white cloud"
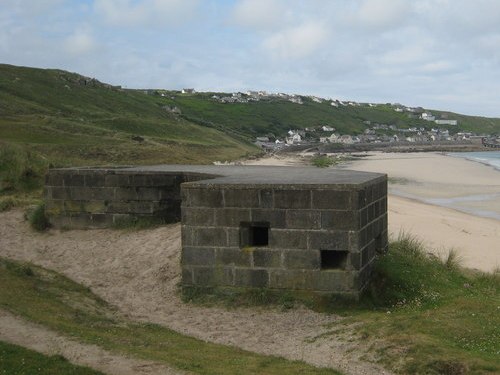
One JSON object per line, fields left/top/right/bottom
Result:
{"left": 0, "top": 0, "right": 65, "bottom": 17}
{"left": 64, "top": 29, "right": 97, "bottom": 56}
{"left": 230, "top": 0, "right": 288, "bottom": 30}
{"left": 263, "top": 22, "right": 329, "bottom": 60}
{"left": 357, "top": 0, "right": 411, "bottom": 30}
{"left": 94, "top": 0, "right": 199, "bottom": 27}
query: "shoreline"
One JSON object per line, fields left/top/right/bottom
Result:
{"left": 245, "top": 152, "right": 500, "bottom": 272}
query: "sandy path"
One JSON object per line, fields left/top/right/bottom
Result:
{"left": 0, "top": 309, "right": 182, "bottom": 375}
{"left": 0, "top": 210, "right": 392, "bottom": 375}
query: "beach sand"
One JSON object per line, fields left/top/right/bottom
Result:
{"left": 247, "top": 152, "right": 500, "bottom": 272}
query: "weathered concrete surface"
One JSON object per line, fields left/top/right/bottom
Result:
{"left": 45, "top": 165, "right": 387, "bottom": 296}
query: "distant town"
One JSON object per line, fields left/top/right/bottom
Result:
{"left": 153, "top": 88, "right": 499, "bottom": 151}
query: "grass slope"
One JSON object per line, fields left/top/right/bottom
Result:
{"left": 0, "top": 341, "right": 104, "bottom": 375}
{"left": 157, "top": 92, "right": 500, "bottom": 138}
{"left": 0, "top": 63, "right": 257, "bottom": 166}
{"left": 0, "top": 64, "right": 258, "bottom": 205}
{"left": 0, "top": 258, "right": 340, "bottom": 375}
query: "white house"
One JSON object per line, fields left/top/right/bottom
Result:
{"left": 322, "top": 125, "right": 335, "bottom": 132}
{"left": 421, "top": 112, "right": 435, "bottom": 121}
{"left": 435, "top": 119, "right": 458, "bottom": 126}
{"left": 181, "top": 88, "right": 195, "bottom": 94}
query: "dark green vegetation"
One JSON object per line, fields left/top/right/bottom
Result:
{"left": 0, "top": 63, "right": 258, "bottom": 207}
{"left": 159, "top": 92, "right": 500, "bottom": 138}
{"left": 352, "top": 235, "right": 499, "bottom": 374}
{"left": 0, "top": 258, "right": 341, "bottom": 375}
{"left": 183, "top": 234, "right": 500, "bottom": 375}
{"left": 0, "top": 341, "right": 104, "bottom": 375}
{"left": 311, "top": 155, "right": 337, "bottom": 168}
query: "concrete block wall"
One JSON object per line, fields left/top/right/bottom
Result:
{"left": 181, "top": 178, "right": 387, "bottom": 298}
{"left": 44, "top": 165, "right": 387, "bottom": 297}
{"left": 44, "top": 169, "right": 188, "bottom": 228}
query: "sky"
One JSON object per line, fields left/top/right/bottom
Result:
{"left": 1, "top": 0, "right": 500, "bottom": 117}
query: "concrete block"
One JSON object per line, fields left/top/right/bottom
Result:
{"left": 148, "top": 174, "right": 180, "bottom": 187}
{"left": 223, "top": 189, "right": 259, "bottom": 208}
{"left": 45, "top": 172, "right": 64, "bottom": 186}
{"left": 285, "top": 210, "right": 321, "bottom": 229}
{"left": 214, "top": 208, "right": 250, "bottom": 227}
{"left": 250, "top": 209, "right": 286, "bottom": 228}
{"left": 181, "top": 267, "right": 193, "bottom": 284}
{"left": 69, "top": 213, "right": 92, "bottom": 229}
{"left": 90, "top": 213, "right": 110, "bottom": 227}
{"left": 308, "top": 230, "right": 349, "bottom": 250}
{"left": 103, "top": 174, "right": 128, "bottom": 187}
{"left": 123, "top": 174, "right": 147, "bottom": 187}
{"left": 311, "top": 190, "right": 351, "bottom": 210}
{"left": 259, "top": 189, "right": 273, "bottom": 208}
{"left": 187, "top": 227, "right": 227, "bottom": 247}
{"left": 216, "top": 248, "right": 251, "bottom": 267}
{"left": 234, "top": 269, "right": 269, "bottom": 288}
{"left": 348, "top": 231, "right": 361, "bottom": 251}
{"left": 182, "top": 247, "right": 216, "bottom": 266}
{"left": 63, "top": 200, "right": 84, "bottom": 213}
{"left": 192, "top": 267, "right": 216, "bottom": 286}
{"left": 182, "top": 187, "right": 223, "bottom": 208}
{"left": 135, "top": 187, "right": 161, "bottom": 201}
{"left": 269, "top": 270, "right": 314, "bottom": 290}
{"left": 226, "top": 227, "right": 241, "bottom": 247}
{"left": 349, "top": 252, "right": 361, "bottom": 270}
{"left": 274, "top": 189, "right": 311, "bottom": 209}
{"left": 321, "top": 210, "right": 359, "bottom": 230}
{"left": 253, "top": 249, "right": 282, "bottom": 268}
{"left": 84, "top": 200, "right": 108, "bottom": 214}
{"left": 284, "top": 250, "right": 320, "bottom": 270}
{"left": 270, "top": 229, "right": 308, "bottom": 249}
{"left": 312, "top": 270, "right": 352, "bottom": 292}
{"left": 84, "top": 173, "right": 106, "bottom": 187}
{"left": 45, "top": 203, "right": 64, "bottom": 217}
{"left": 182, "top": 207, "right": 216, "bottom": 226}
{"left": 63, "top": 173, "right": 84, "bottom": 187}
{"left": 50, "top": 187, "right": 72, "bottom": 200}
{"left": 114, "top": 188, "right": 137, "bottom": 201}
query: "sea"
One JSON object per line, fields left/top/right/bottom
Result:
{"left": 448, "top": 151, "right": 500, "bottom": 171}
{"left": 432, "top": 151, "right": 500, "bottom": 220}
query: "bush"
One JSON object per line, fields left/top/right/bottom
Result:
{"left": 0, "top": 141, "right": 48, "bottom": 193}
{"left": 311, "top": 155, "right": 334, "bottom": 168}
{"left": 28, "top": 203, "right": 50, "bottom": 231}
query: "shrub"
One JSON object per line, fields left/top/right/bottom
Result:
{"left": 311, "top": 155, "right": 334, "bottom": 168}
{"left": 0, "top": 141, "right": 48, "bottom": 193}
{"left": 28, "top": 203, "right": 50, "bottom": 231}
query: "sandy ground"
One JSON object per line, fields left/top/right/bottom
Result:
{"left": 247, "top": 152, "right": 500, "bottom": 272}
{"left": 0, "top": 210, "right": 392, "bottom": 375}
{"left": 341, "top": 152, "right": 500, "bottom": 272}
{"left": 0, "top": 310, "right": 183, "bottom": 375}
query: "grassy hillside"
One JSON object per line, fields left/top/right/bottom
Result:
{"left": 0, "top": 64, "right": 257, "bottom": 167}
{"left": 155, "top": 92, "right": 500, "bottom": 138}
{"left": 0, "top": 64, "right": 258, "bottom": 202}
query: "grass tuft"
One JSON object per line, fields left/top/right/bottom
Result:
{"left": 27, "top": 203, "right": 50, "bottom": 231}
{"left": 311, "top": 155, "right": 334, "bottom": 168}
